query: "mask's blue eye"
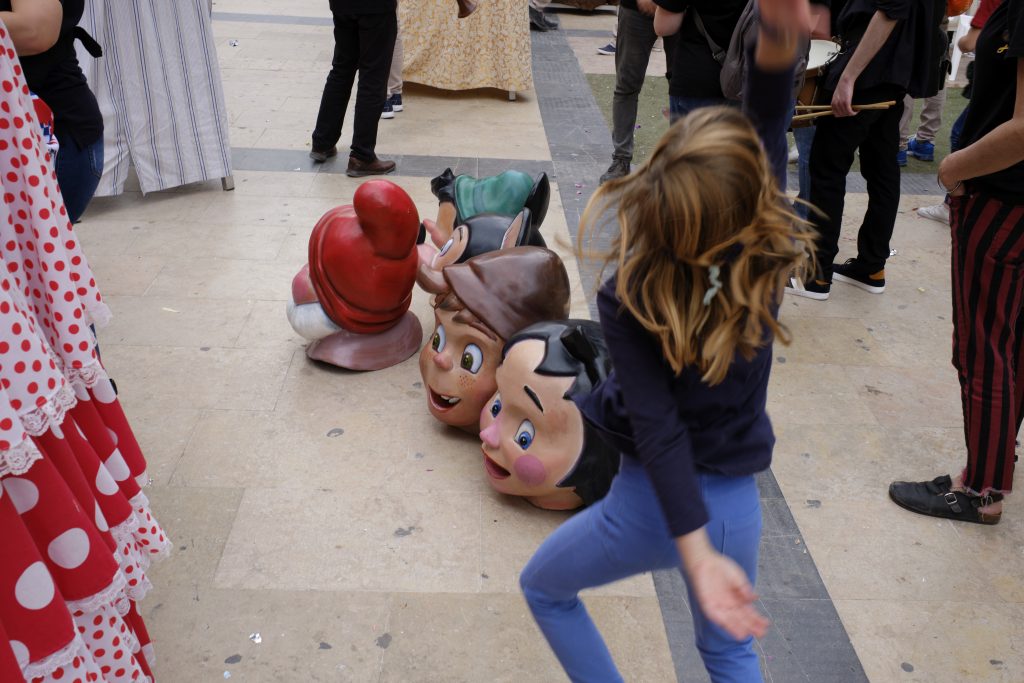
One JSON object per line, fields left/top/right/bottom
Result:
{"left": 490, "top": 395, "right": 502, "bottom": 417}
{"left": 515, "top": 420, "right": 535, "bottom": 450}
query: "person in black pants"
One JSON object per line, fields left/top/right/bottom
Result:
{"left": 311, "top": 0, "right": 397, "bottom": 177}
{"left": 786, "top": 0, "right": 939, "bottom": 301}
{"left": 2, "top": 0, "right": 105, "bottom": 224}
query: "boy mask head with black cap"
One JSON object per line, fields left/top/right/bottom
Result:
{"left": 479, "top": 319, "right": 620, "bottom": 510}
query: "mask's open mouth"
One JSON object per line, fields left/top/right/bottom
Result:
{"left": 428, "top": 388, "right": 461, "bottom": 411}
{"left": 483, "top": 451, "right": 511, "bottom": 480}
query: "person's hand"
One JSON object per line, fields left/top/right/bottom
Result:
{"left": 758, "top": 0, "right": 812, "bottom": 38}
{"left": 939, "top": 153, "right": 967, "bottom": 196}
{"left": 831, "top": 76, "right": 856, "bottom": 117}
{"left": 686, "top": 552, "right": 769, "bottom": 641}
{"left": 637, "top": 0, "right": 657, "bottom": 16}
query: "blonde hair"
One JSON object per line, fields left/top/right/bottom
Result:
{"left": 580, "top": 106, "right": 815, "bottom": 385}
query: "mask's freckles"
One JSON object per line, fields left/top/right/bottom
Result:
{"left": 458, "top": 374, "right": 475, "bottom": 390}
{"left": 513, "top": 454, "right": 547, "bottom": 487}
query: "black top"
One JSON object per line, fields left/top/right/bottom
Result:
{"left": 330, "top": 0, "right": 397, "bottom": 12}
{"left": 655, "top": 0, "right": 750, "bottom": 98}
{"left": 960, "top": 0, "right": 1023, "bottom": 203}
{"left": 826, "top": 0, "right": 936, "bottom": 96}
{"left": 576, "top": 55, "right": 795, "bottom": 537}
{"left": 621, "top": 0, "right": 640, "bottom": 10}
{"left": 2, "top": 0, "right": 103, "bottom": 147}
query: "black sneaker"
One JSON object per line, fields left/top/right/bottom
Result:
{"left": 599, "top": 158, "right": 630, "bottom": 184}
{"left": 529, "top": 7, "right": 549, "bottom": 31}
{"left": 784, "top": 275, "right": 830, "bottom": 300}
{"left": 832, "top": 258, "right": 885, "bottom": 294}
{"left": 388, "top": 93, "right": 404, "bottom": 112}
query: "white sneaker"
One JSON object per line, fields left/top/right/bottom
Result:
{"left": 788, "top": 145, "right": 799, "bottom": 164}
{"left": 917, "top": 203, "right": 950, "bottom": 225}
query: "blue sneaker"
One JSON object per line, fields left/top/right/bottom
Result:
{"left": 381, "top": 101, "right": 394, "bottom": 120}
{"left": 388, "top": 93, "right": 403, "bottom": 112}
{"left": 896, "top": 148, "right": 907, "bottom": 167}
{"left": 908, "top": 137, "right": 934, "bottom": 162}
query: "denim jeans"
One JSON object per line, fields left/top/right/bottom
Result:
{"left": 668, "top": 95, "right": 731, "bottom": 123}
{"left": 950, "top": 105, "right": 970, "bottom": 153}
{"left": 793, "top": 125, "right": 816, "bottom": 220}
{"left": 55, "top": 134, "right": 103, "bottom": 224}
{"left": 610, "top": 6, "right": 659, "bottom": 161}
{"left": 520, "top": 456, "right": 763, "bottom": 683}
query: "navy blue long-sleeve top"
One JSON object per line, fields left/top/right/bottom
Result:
{"left": 576, "top": 51, "right": 795, "bottom": 538}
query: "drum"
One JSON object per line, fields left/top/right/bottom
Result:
{"left": 793, "top": 40, "right": 841, "bottom": 129}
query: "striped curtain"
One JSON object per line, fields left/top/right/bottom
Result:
{"left": 76, "top": 0, "right": 232, "bottom": 196}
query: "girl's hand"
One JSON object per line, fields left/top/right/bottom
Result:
{"left": 687, "top": 552, "right": 770, "bottom": 641}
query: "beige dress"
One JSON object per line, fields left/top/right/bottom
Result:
{"left": 399, "top": 0, "right": 533, "bottom": 92}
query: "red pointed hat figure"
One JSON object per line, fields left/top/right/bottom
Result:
{"left": 287, "top": 180, "right": 423, "bottom": 370}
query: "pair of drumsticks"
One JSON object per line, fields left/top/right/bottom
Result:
{"left": 791, "top": 101, "right": 897, "bottom": 123}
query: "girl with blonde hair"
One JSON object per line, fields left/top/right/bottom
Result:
{"left": 517, "top": 0, "right": 815, "bottom": 679}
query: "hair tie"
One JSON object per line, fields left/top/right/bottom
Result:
{"left": 702, "top": 264, "right": 722, "bottom": 306}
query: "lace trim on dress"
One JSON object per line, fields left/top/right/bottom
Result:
{"left": 0, "top": 436, "right": 42, "bottom": 477}
{"left": 19, "top": 383, "right": 78, "bottom": 437}
{"left": 20, "top": 633, "right": 92, "bottom": 681}
{"left": 64, "top": 569, "right": 127, "bottom": 615}
{"left": 64, "top": 361, "right": 109, "bottom": 391}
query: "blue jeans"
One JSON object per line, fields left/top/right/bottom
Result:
{"left": 668, "top": 95, "right": 732, "bottom": 123}
{"left": 520, "top": 456, "right": 763, "bottom": 683}
{"left": 950, "top": 105, "right": 969, "bottom": 154}
{"left": 794, "top": 125, "right": 816, "bottom": 220}
{"left": 55, "top": 134, "right": 103, "bottom": 224}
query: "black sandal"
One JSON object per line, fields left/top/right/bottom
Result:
{"left": 889, "top": 475, "right": 1003, "bottom": 525}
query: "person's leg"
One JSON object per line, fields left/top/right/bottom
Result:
{"left": 683, "top": 473, "right": 763, "bottom": 682}
{"left": 951, "top": 194, "right": 1024, "bottom": 496}
{"left": 897, "top": 93, "right": 914, "bottom": 151}
{"left": 915, "top": 88, "right": 946, "bottom": 144}
{"left": 54, "top": 134, "right": 103, "bottom": 224}
{"left": 610, "top": 7, "right": 657, "bottom": 163}
{"left": 387, "top": 12, "right": 403, "bottom": 98}
{"left": 668, "top": 96, "right": 730, "bottom": 124}
{"left": 806, "top": 101, "right": 870, "bottom": 281}
{"left": 852, "top": 97, "right": 904, "bottom": 273}
{"left": 793, "top": 125, "right": 816, "bottom": 221}
{"left": 351, "top": 12, "right": 398, "bottom": 162}
{"left": 950, "top": 105, "right": 970, "bottom": 153}
{"left": 520, "top": 458, "right": 681, "bottom": 683}
{"left": 312, "top": 9, "right": 360, "bottom": 151}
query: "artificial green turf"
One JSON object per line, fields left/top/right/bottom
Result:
{"left": 586, "top": 72, "right": 970, "bottom": 174}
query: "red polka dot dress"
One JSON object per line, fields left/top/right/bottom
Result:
{"left": 0, "top": 18, "right": 170, "bottom": 683}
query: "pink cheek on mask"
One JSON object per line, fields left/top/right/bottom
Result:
{"left": 513, "top": 454, "right": 547, "bottom": 487}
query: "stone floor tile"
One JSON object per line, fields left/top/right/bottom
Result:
{"left": 834, "top": 599, "right": 1023, "bottom": 683}
{"left": 88, "top": 254, "right": 166, "bottom": 297}
{"left": 377, "top": 592, "right": 674, "bottom": 683}
{"left": 102, "top": 345, "right": 293, "bottom": 412}
{"left": 234, "top": 299, "right": 308, "bottom": 350}
{"left": 114, "top": 401, "right": 203, "bottom": 487}
{"left": 125, "top": 219, "right": 292, "bottom": 262}
{"left": 791, "top": 500, "right": 995, "bottom": 603}
{"left": 862, "top": 315, "right": 955, "bottom": 369}
{"left": 779, "top": 317, "right": 896, "bottom": 366}
{"left": 215, "top": 486, "right": 484, "bottom": 593}
{"left": 766, "top": 362, "right": 880, "bottom": 426}
{"left": 100, "top": 296, "right": 255, "bottom": 349}
{"left": 145, "top": 256, "right": 299, "bottom": 301}
{"left": 851, "top": 365, "right": 963, "bottom": 428}
{"left": 145, "top": 486, "right": 244, "bottom": 588}
{"left": 141, "top": 587, "right": 390, "bottom": 683}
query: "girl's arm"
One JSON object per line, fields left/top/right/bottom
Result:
{"left": 0, "top": 0, "right": 63, "bottom": 56}
{"left": 939, "top": 59, "right": 1024, "bottom": 194}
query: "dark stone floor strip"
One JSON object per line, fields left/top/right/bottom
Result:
{"left": 529, "top": 27, "right": 870, "bottom": 683}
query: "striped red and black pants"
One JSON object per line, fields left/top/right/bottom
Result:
{"left": 950, "top": 191, "right": 1024, "bottom": 494}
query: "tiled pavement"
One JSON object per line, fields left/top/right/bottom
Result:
{"left": 72, "top": 3, "right": 1022, "bottom": 681}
